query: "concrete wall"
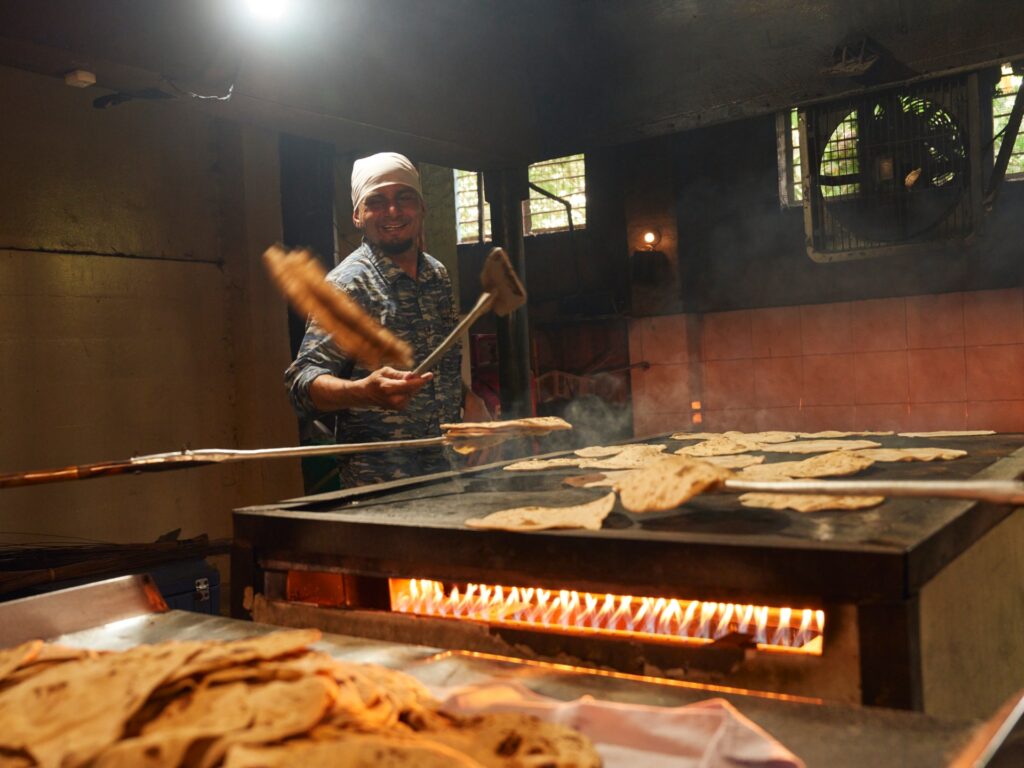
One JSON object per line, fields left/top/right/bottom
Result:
{"left": 0, "top": 65, "right": 301, "bottom": 564}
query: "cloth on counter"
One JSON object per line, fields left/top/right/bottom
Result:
{"left": 435, "top": 680, "right": 804, "bottom": 768}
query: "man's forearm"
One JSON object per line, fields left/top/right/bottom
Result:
{"left": 309, "top": 374, "right": 369, "bottom": 412}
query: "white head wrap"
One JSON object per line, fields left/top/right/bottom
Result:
{"left": 350, "top": 152, "right": 423, "bottom": 210}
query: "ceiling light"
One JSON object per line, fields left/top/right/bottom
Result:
{"left": 244, "top": 0, "right": 290, "bottom": 21}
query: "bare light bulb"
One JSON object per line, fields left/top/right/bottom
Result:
{"left": 642, "top": 230, "right": 660, "bottom": 247}
{"left": 245, "top": 0, "right": 290, "bottom": 21}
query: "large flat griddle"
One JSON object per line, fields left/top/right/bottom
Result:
{"left": 234, "top": 433, "right": 1024, "bottom": 604}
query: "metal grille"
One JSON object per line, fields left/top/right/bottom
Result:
{"left": 524, "top": 154, "right": 587, "bottom": 235}
{"left": 455, "top": 169, "right": 491, "bottom": 244}
{"left": 993, "top": 63, "right": 1024, "bottom": 178}
{"left": 806, "top": 76, "right": 972, "bottom": 254}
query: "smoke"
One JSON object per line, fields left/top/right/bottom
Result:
{"left": 558, "top": 390, "right": 634, "bottom": 448}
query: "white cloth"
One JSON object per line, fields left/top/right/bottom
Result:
{"left": 436, "top": 681, "right": 805, "bottom": 768}
{"left": 350, "top": 151, "right": 423, "bottom": 209}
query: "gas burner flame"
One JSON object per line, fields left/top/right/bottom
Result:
{"left": 389, "top": 579, "right": 824, "bottom": 655}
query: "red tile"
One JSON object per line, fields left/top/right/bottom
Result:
{"left": 854, "top": 351, "right": 909, "bottom": 404}
{"left": 701, "top": 310, "right": 753, "bottom": 361}
{"left": 965, "top": 345, "right": 1024, "bottom": 401}
{"left": 702, "top": 359, "right": 756, "bottom": 410}
{"left": 802, "top": 354, "right": 856, "bottom": 406}
{"left": 800, "top": 405, "right": 857, "bottom": 432}
{"left": 966, "top": 401, "right": 1024, "bottom": 432}
{"left": 642, "top": 315, "right": 691, "bottom": 364}
{"left": 906, "top": 403, "right": 967, "bottom": 432}
{"left": 800, "top": 302, "right": 853, "bottom": 355}
{"left": 753, "top": 356, "right": 802, "bottom": 408}
{"left": 908, "top": 348, "right": 966, "bottom": 403}
{"left": 637, "top": 364, "right": 691, "bottom": 412}
{"left": 963, "top": 288, "right": 1024, "bottom": 346}
{"left": 905, "top": 292, "right": 965, "bottom": 349}
{"left": 749, "top": 306, "right": 802, "bottom": 358}
{"left": 850, "top": 297, "right": 907, "bottom": 352}
{"left": 702, "top": 409, "right": 759, "bottom": 432}
{"left": 755, "top": 407, "right": 803, "bottom": 431}
{"left": 628, "top": 319, "right": 645, "bottom": 364}
{"left": 629, "top": 366, "right": 646, "bottom": 405}
{"left": 855, "top": 403, "right": 912, "bottom": 431}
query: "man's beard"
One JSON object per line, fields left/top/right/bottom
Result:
{"left": 377, "top": 237, "right": 415, "bottom": 255}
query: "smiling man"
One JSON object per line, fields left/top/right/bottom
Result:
{"left": 284, "top": 152, "right": 464, "bottom": 487}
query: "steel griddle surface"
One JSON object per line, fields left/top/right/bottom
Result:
{"left": 236, "top": 433, "right": 1024, "bottom": 601}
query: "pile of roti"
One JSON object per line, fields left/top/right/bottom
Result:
{"left": 471, "top": 429, "right": 980, "bottom": 527}
{"left": 0, "top": 630, "right": 600, "bottom": 768}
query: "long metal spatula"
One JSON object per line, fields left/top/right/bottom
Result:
{"left": 412, "top": 247, "right": 526, "bottom": 375}
{"left": 0, "top": 438, "right": 448, "bottom": 489}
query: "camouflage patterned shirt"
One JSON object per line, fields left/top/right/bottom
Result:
{"left": 285, "top": 241, "right": 462, "bottom": 487}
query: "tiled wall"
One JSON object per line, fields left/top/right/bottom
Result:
{"left": 629, "top": 288, "right": 1024, "bottom": 436}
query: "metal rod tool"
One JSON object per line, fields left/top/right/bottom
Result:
{"left": 723, "top": 478, "right": 1024, "bottom": 505}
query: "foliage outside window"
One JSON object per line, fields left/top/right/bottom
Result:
{"left": 993, "top": 62, "right": 1024, "bottom": 179}
{"left": 524, "top": 154, "right": 587, "bottom": 235}
{"left": 454, "top": 169, "right": 492, "bottom": 244}
{"left": 454, "top": 154, "right": 587, "bottom": 243}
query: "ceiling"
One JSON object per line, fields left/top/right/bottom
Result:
{"left": 1, "top": 0, "right": 1022, "bottom": 168}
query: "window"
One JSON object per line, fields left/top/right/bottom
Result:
{"left": 524, "top": 154, "right": 587, "bottom": 235}
{"left": 454, "top": 169, "right": 491, "bottom": 244}
{"left": 777, "top": 109, "right": 803, "bottom": 207}
{"left": 454, "top": 154, "right": 587, "bottom": 243}
{"left": 993, "top": 62, "right": 1024, "bottom": 180}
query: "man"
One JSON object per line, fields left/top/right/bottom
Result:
{"left": 285, "top": 152, "right": 463, "bottom": 487}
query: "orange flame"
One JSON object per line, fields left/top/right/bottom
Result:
{"left": 389, "top": 579, "right": 824, "bottom": 655}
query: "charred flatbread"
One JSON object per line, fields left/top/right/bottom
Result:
{"left": 703, "top": 454, "right": 765, "bottom": 469}
{"left": 669, "top": 431, "right": 722, "bottom": 441}
{"left": 853, "top": 447, "right": 966, "bottom": 462}
{"left": 739, "top": 451, "right": 876, "bottom": 481}
{"left": 466, "top": 493, "right": 616, "bottom": 531}
{"left": 616, "top": 455, "right": 732, "bottom": 513}
{"left": 739, "top": 493, "right": 885, "bottom": 512}
{"left": 442, "top": 417, "right": 571, "bottom": 438}
{"left": 574, "top": 443, "right": 651, "bottom": 458}
{"left": 0, "top": 640, "right": 42, "bottom": 683}
{"left": 222, "top": 734, "right": 482, "bottom": 768}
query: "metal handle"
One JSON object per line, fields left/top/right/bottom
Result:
{"left": 412, "top": 292, "right": 494, "bottom": 376}
{"left": 723, "top": 478, "right": 1024, "bottom": 505}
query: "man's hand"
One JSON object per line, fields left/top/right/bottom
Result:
{"left": 309, "top": 368, "right": 432, "bottom": 412}
{"left": 358, "top": 367, "right": 433, "bottom": 410}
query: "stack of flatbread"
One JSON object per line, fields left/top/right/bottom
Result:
{"left": 0, "top": 630, "right": 600, "bottom": 768}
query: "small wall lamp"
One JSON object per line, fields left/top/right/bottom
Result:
{"left": 641, "top": 229, "right": 661, "bottom": 249}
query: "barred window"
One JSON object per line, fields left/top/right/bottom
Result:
{"left": 524, "top": 154, "right": 587, "bottom": 235}
{"left": 776, "top": 109, "right": 804, "bottom": 207}
{"left": 454, "top": 169, "right": 492, "bottom": 244}
{"left": 993, "top": 62, "right": 1024, "bottom": 179}
{"left": 454, "top": 154, "right": 587, "bottom": 244}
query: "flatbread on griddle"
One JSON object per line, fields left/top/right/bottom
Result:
{"left": 739, "top": 451, "right": 876, "bottom": 481}
{"left": 674, "top": 435, "right": 761, "bottom": 457}
{"left": 562, "top": 473, "right": 608, "bottom": 488}
{"left": 798, "top": 430, "right": 894, "bottom": 438}
{"left": 725, "top": 430, "right": 799, "bottom": 444}
{"left": 898, "top": 430, "right": 995, "bottom": 438}
{"left": 703, "top": 454, "right": 765, "bottom": 469}
{"left": 578, "top": 444, "right": 667, "bottom": 470}
{"left": 853, "top": 447, "right": 967, "bottom": 462}
{"left": 503, "top": 457, "right": 582, "bottom": 472}
{"left": 758, "top": 439, "right": 881, "bottom": 454}
{"left": 465, "top": 493, "right": 616, "bottom": 531}
{"left": 669, "top": 431, "right": 723, "bottom": 441}
{"left": 739, "top": 493, "right": 885, "bottom": 512}
{"left": 574, "top": 443, "right": 651, "bottom": 458}
{"left": 441, "top": 417, "right": 571, "bottom": 437}
{"left": 616, "top": 455, "right": 733, "bottom": 513}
